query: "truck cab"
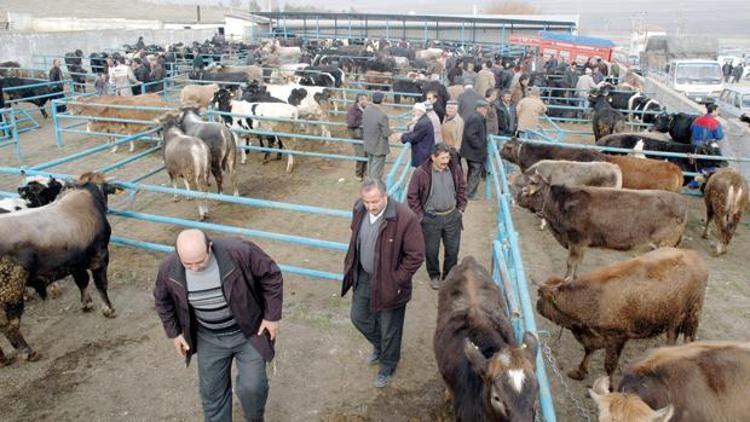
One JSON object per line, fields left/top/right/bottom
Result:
{"left": 665, "top": 59, "right": 724, "bottom": 104}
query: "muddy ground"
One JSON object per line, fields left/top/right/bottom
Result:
{"left": 0, "top": 103, "right": 748, "bottom": 422}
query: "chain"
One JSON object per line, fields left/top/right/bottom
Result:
{"left": 537, "top": 333, "right": 594, "bottom": 422}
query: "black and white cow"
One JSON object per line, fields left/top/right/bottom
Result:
{"left": 627, "top": 92, "right": 663, "bottom": 124}
{"left": 297, "top": 65, "right": 345, "bottom": 88}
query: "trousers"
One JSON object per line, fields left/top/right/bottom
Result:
{"left": 350, "top": 268, "right": 406, "bottom": 374}
{"left": 367, "top": 153, "right": 387, "bottom": 181}
{"left": 196, "top": 330, "right": 269, "bottom": 422}
{"left": 465, "top": 159, "right": 484, "bottom": 199}
{"left": 421, "top": 209, "right": 462, "bottom": 279}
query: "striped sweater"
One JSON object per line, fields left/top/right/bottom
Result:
{"left": 186, "top": 253, "right": 240, "bottom": 334}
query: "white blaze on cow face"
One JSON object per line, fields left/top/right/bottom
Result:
{"left": 507, "top": 369, "right": 526, "bottom": 393}
{"left": 633, "top": 140, "right": 646, "bottom": 159}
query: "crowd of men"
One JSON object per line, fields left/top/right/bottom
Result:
{"left": 722, "top": 59, "right": 747, "bottom": 84}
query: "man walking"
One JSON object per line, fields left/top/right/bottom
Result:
{"left": 362, "top": 92, "right": 392, "bottom": 181}
{"left": 407, "top": 143, "right": 467, "bottom": 289}
{"left": 460, "top": 100, "right": 489, "bottom": 200}
{"left": 347, "top": 94, "right": 369, "bottom": 180}
{"left": 154, "top": 229, "right": 283, "bottom": 422}
{"left": 342, "top": 178, "right": 425, "bottom": 388}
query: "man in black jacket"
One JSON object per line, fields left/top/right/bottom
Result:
{"left": 459, "top": 100, "right": 488, "bottom": 200}
{"left": 496, "top": 90, "right": 517, "bottom": 136}
{"left": 48, "top": 59, "right": 66, "bottom": 113}
{"left": 347, "top": 94, "right": 369, "bottom": 180}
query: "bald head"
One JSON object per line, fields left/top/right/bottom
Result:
{"left": 176, "top": 229, "right": 211, "bottom": 272}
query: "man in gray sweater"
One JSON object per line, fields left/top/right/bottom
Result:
{"left": 361, "top": 92, "right": 392, "bottom": 181}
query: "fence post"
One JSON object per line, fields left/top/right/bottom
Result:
{"left": 11, "top": 109, "right": 21, "bottom": 160}
{"left": 52, "top": 99, "right": 64, "bottom": 148}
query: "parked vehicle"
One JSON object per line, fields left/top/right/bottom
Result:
{"left": 665, "top": 59, "right": 724, "bottom": 104}
{"left": 717, "top": 86, "right": 750, "bottom": 119}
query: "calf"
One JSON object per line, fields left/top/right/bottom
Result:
{"left": 180, "top": 83, "right": 220, "bottom": 109}
{"left": 499, "top": 138, "right": 608, "bottom": 172}
{"left": 157, "top": 113, "right": 211, "bottom": 220}
{"left": 589, "top": 87, "right": 626, "bottom": 141}
{"left": 590, "top": 342, "right": 750, "bottom": 422}
{"left": 516, "top": 173, "right": 687, "bottom": 280}
{"left": 701, "top": 168, "right": 749, "bottom": 256}
{"left": 1, "top": 77, "right": 53, "bottom": 119}
{"left": 605, "top": 155, "right": 683, "bottom": 192}
{"left": 537, "top": 247, "right": 708, "bottom": 381}
{"left": 435, "top": 256, "right": 539, "bottom": 422}
{"left": 178, "top": 107, "right": 239, "bottom": 196}
{"left": 17, "top": 175, "right": 65, "bottom": 207}
{"left": 0, "top": 172, "right": 119, "bottom": 364}
{"left": 392, "top": 77, "right": 424, "bottom": 104}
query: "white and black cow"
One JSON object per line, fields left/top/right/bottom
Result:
{"left": 600, "top": 84, "right": 663, "bottom": 125}
{"left": 296, "top": 65, "right": 345, "bottom": 88}
{"left": 263, "top": 83, "right": 334, "bottom": 137}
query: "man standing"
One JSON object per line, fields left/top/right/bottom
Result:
{"left": 362, "top": 92, "right": 392, "bottom": 181}
{"left": 456, "top": 83, "right": 483, "bottom": 120}
{"left": 342, "top": 178, "right": 425, "bottom": 388}
{"left": 564, "top": 63, "right": 579, "bottom": 91}
{"left": 154, "top": 229, "right": 283, "bottom": 422}
{"left": 690, "top": 103, "right": 724, "bottom": 146}
{"left": 722, "top": 60, "right": 733, "bottom": 83}
{"left": 347, "top": 94, "right": 369, "bottom": 180}
{"left": 496, "top": 90, "right": 517, "bottom": 136}
{"left": 441, "top": 100, "right": 464, "bottom": 150}
{"left": 576, "top": 68, "right": 597, "bottom": 118}
{"left": 407, "top": 143, "right": 467, "bottom": 289}
{"left": 109, "top": 58, "right": 138, "bottom": 96}
{"left": 48, "top": 59, "right": 67, "bottom": 113}
{"left": 460, "top": 100, "right": 489, "bottom": 200}
{"left": 484, "top": 89, "right": 499, "bottom": 136}
{"left": 394, "top": 102, "right": 435, "bottom": 168}
{"left": 424, "top": 101, "right": 443, "bottom": 144}
{"left": 516, "top": 87, "right": 548, "bottom": 136}
{"left": 475, "top": 61, "right": 496, "bottom": 103}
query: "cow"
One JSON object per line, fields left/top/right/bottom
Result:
{"left": 0, "top": 198, "right": 27, "bottom": 214}
{"left": 297, "top": 66, "right": 345, "bottom": 88}
{"left": 651, "top": 112, "right": 697, "bottom": 144}
{"left": 605, "top": 155, "right": 683, "bottom": 192}
{"left": 515, "top": 173, "right": 688, "bottom": 280}
{"left": 179, "top": 83, "right": 220, "bottom": 109}
{"left": 0, "top": 172, "right": 119, "bottom": 365}
{"left": 263, "top": 83, "right": 333, "bottom": 137}
{"left": 434, "top": 256, "right": 539, "bottom": 422}
{"left": 0, "top": 61, "right": 22, "bottom": 77}
{"left": 212, "top": 89, "right": 299, "bottom": 171}
{"left": 204, "top": 63, "right": 263, "bottom": 83}
{"left": 1, "top": 77, "right": 53, "bottom": 118}
{"left": 392, "top": 77, "right": 424, "bottom": 104}
{"left": 17, "top": 175, "right": 65, "bottom": 208}
{"left": 68, "top": 94, "right": 171, "bottom": 153}
{"left": 499, "top": 138, "right": 608, "bottom": 172}
{"left": 156, "top": 113, "right": 211, "bottom": 220}
{"left": 537, "top": 247, "right": 708, "bottom": 381}
{"left": 596, "top": 132, "right": 726, "bottom": 183}
{"left": 628, "top": 94, "right": 663, "bottom": 124}
{"left": 363, "top": 70, "right": 393, "bottom": 91}
{"left": 590, "top": 342, "right": 750, "bottom": 422}
{"left": 188, "top": 70, "right": 249, "bottom": 90}
{"left": 700, "top": 168, "right": 749, "bottom": 256}
{"left": 177, "top": 107, "right": 239, "bottom": 196}
{"left": 64, "top": 50, "right": 87, "bottom": 93}
{"left": 589, "top": 86, "right": 626, "bottom": 141}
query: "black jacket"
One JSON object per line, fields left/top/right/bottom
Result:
{"left": 496, "top": 100, "right": 517, "bottom": 136}
{"left": 460, "top": 111, "right": 488, "bottom": 162}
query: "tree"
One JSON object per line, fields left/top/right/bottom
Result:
{"left": 483, "top": 1, "right": 539, "bottom": 15}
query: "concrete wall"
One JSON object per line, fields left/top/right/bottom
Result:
{"left": 0, "top": 28, "right": 218, "bottom": 68}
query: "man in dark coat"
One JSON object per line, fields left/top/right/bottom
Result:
{"left": 48, "top": 58, "right": 66, "bottom": 113}
{"left": 148, "top": 57, "right": 166, "bottom": 93}
{"left": 456, "top": 84, "right": 483, "bottom": 121}
{"left": 342, "top": 178, "right": 425, "bottom": 388}
{"left": 459, "top": 100, "right": 489, "bottom": 200}
{"left": 154, "top": 229, "right": 283, "bottom": 422}
{"left": 347, "top": 94, "right": 369, "bottom": 180}
{"left": 362, "top": 92, "right": 392, "bottom": 181}
{"left": 396, "top": 102, "right": 435, "bottom": 167}
{"left": 407, "top": 143, "right": 467, "bottom": 289}
{"left": 496, "top": 89, "right": 517, "bottom": 136}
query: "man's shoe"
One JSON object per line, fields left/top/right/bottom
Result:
{"left": 375, "top": 372, "right": 393, "bottom": 388}
{"left": 366, "top": 351, "right": 380, "bottom": 366}
{"left": 429, "top": 277, "right": 442, "bottom": 290}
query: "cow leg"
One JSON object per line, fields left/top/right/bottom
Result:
{"left": 568, "top": 343, "right": 596, "bottom": 381}
{"left": 71, "top": 269, "right": 94, "bottom": 313}
{"left": 260, "top": 137, "right": 271, "bottom": 164}
{"left": 603, "top": 340, "right": 626, "bottom": 379}
{"left": 702, "top": 202, "right": 714, "bottom": 240}
{"left": 276, "top": 138, "right": 285, "bottom": 161}
{"left": 0, "top": 310, "right": 39, "bottom": 362}
{"left": 90, "top": 255, "right": 116, "bottom": 319}
{"left": 183, "top": 179, "right": 193, "bottom": 201}
{"left": 111, "top": 135, "right": 119, "bottom": 153}
{"left": 212, "top": 165, "right": 223, "bottom": 194}
{"left": 129, "top": 140, "right": 136, "bottom": 153}
{"left": 538, "top": 218, "right": 547, "bottom": 231}
{"left": 241, "top": 138, "right": 248, "bottom": 165}
{"left": 0, "top": 259, "right": 38, "bottom": 362}
{"left": 40, "top": 108, "right": 48, "bottom": 119}
{"left": 196, "top": 177, "right": 209, "bottom": 221}
{"left": 286, "top": 151, "right": 295, "bottom": 174}
{"left": 564, "top": 245, "right": 585, "bottom": 282}
{"left": 170, "top": 175, "right": 180, "bottom": 202}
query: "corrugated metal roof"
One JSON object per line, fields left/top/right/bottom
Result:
{"left": 540, "top": 31, "right": 615, "bottom": 47}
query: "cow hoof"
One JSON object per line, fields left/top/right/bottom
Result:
{"left": 567, "top": 369, "right": 587, "bottom": 381}
{"left": 102, "top": 307, "right": 117, "bottom": 319}
{"left": 81, "top": 302, "right": 95, "bottom": 313}
{"left": 111, "top": 146, "right": 119, "bottom": 153}
{"left": 23, "top": 351, "right": 41, "bottom": 362}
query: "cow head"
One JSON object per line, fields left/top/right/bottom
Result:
{"left": 75, "top": 172, "right": 123, "bottom": 210}
{"left": 464, "top": 333, "right": 539, "bottom": 422}
{"left": 499, "top": 139, "right": 521, "bottom": 164}
{"left": 651, "top": 112, "right": 672, "bottom": 133}
{"left": 589, "top": 376, "right": 674, "bottom": 422}
{"left": 514, "top": 171, "right": 549, "bottom": 212}
{"left": 313, "top": 88, "right": 333, "bottom": 107}
{"left": 211, "top": 88, "right": 233, "bottom": 111}
{"left": 288, "top": 88, "right": 308, "bottom": 106}
{"left": 17, "top": 176, "right": 65, "bottom": 208}
{"left": 536, "top": 276, "right": 569, "bottom": 325}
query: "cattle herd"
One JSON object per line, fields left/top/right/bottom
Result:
{"left": 1, "top": 32, "right": 749, "bottom": 422}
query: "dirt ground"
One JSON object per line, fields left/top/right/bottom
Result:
{"left": 1, "top": 103, "right": 748, "bottom": 422}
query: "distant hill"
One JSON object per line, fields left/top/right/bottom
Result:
{"left": 2, "top": 0, "right": 228, "bottom": 22}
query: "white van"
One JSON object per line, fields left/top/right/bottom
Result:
{"left": 665, "top": 59, "right": 724, "bottom": 104}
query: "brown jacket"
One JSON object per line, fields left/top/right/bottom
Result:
{"left": 510, "top": 81, "right": 526, "bottom": 105}
{"left": 154, "top": 237, "right": 283, "bottom": 365}
{"left": 407, "top": 156, "right": 467, "bottom": 221}
{"left": 342, "top": 197, "right": 425, "bottom": 311}
{"left": 441, "top": 113, "right": 464, "bottom": 149}
{"left": 516, "top": 96, "right": 548, "bottom": 132}
{"left": 447, "top": 84, "right": 465, "bottom": 101}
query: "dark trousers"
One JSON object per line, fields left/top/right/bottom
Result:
{"left": 421, "top": 209, "right": 462, "bottom": 279}
{"left": 466, "top": 159, "right": 484, "bottom": 199}
{"left": 350, "top": 268, "right": 406, "bottom": 375}
{"left": 196, "top": 330, "right": 268, "bottom": 422}
{"left": 353, "top": 141, "right": 367, "bottom": 178}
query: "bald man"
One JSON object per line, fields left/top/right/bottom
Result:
{"left": 154, "top": 229, "right": 283, "bottom": 422}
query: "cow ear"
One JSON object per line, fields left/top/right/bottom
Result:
{"left": 653, "top": 404, "right": 674, "bottom": 422}
{"left": 464, "top": 339, "right": 489, "bottom": 378}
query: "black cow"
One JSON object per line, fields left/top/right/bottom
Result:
{"left": 64, "top": 50, "right": 87, "bottom": 93}
{"left": 500, "top": 138, "right": 608, "bottom": 172}
{"left": 189, "top": 70, "right": 248, "bottom": 90}
{"left": 589, "top": 86, "right": 626, "bottom": 141}
{"left": 1, "top": 77, "right": 53, "bottom": 118}
{"left": 652, "top": 112, "right": 698, "bottom": 144}
{"left": 392, "top": 78, "right": 424, "bottom": 104}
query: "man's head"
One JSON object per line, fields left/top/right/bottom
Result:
{"left": 176, "top": 229, "right": 212, "bottom": 272}
{"left": 706, "top": 102, "right": 719, "bottom": 116}
{"left": 360, "top": 178, "right": 388, "bottom": 216}
{"left": 485, "top": 60, "right": 493, "bottom": 69}
{"left": 485, "top": 88, "right": 497, "bottom": 103}
{"left": 413, "top": 102, "right": 426, "bottom": 119}
{"left": 500, "top": 89, "right": 512, "bottom": 104}
{"left": 585, "top": 68, "right": 592, "bottom": 75}
{"left": 357, "top": 94, "right": 369, "bottom": 107}
{"left": 431, "top": 143, "right": 452, "bottom": 171}
{"left": 528, "top": 87, "right": 541, "bottom": 98}
{"left": 372, "top": 91, "right": 384, "bottom": 104}
{"left": 426, "top": 90, "right": 438, "bottom": 104}
{"left": 476, "top": 99, "right": 488, "bottom": 116}
{"left": 446, "top": 100, "right": 458, "bottom": 117}
{"left": 53, "top": 59, "right": 62, "bottom": 67}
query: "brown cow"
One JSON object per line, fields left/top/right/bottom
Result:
{"left": 435, "top": 256, "right": 539, "bottom": 422}
{"left": 515, "top": 173, "right": 687, "bottom": 280}
{"left": 590, "top": 342, "right": 750, "bottom": 422}
{"left": 605, "top": 155, "right": 683, "bottom": 192}
{"left": 69, "top": 94, "right": 172, "bottom": 153}
{"left": 364, "top": 70, "right": 393, "bottom": 91}
{"left": 537, "top": 247, "right": 708, "bottom": 381}
{"left": 701, "top": 168, "right": 749, "bottom": 256}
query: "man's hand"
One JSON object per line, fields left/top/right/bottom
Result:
{"left": 258, "top": 320, "right": 280, "bottom": 341}
{"left": 172, "top": 334, "right": 190, "bottom": 358}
